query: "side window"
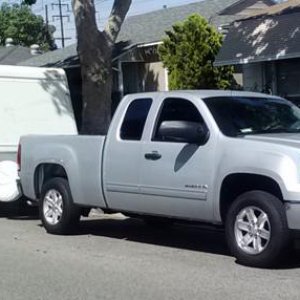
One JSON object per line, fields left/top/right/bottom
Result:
{"left": 153, "top": 98, "right": 206, "bottom": 141}
{"left": 120, "top": 98, "right": 152, "bottom": 141}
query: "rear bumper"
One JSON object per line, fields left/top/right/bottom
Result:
{"left": 285, "top": 202, "right": 300, "bottom": 230}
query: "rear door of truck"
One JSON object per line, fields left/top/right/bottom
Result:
{"left": 103, "top": 96, "right": 153, "bottom": 212}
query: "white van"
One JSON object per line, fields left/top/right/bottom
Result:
{"left": 0, "top": 65, "right": 77, "bottom": 202}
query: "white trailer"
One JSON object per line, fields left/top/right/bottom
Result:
{"left": 0, "top": 65, "right": 77, "bottom": 202}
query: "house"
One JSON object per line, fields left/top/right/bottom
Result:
{"left": 110, "top": 0, "right": 243, "bottom": 96}
{"left": 215, "top": 0, "right": 300, "bottom": 105}
{"left": 18, "top": 0, "right": 276, "bottom": 125}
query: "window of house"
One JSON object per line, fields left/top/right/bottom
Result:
{"left": 120, "top": 98, "right": 152, "bottom": 140}
{"left": 153, "top": 98, "right": 206, "bottom": 141}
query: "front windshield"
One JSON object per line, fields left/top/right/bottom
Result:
{"left": 203, "top": 96, "right": 300, "bottom": 137}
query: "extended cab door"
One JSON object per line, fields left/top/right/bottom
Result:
{"left": 103, "top": 97, "right": 153, "bottom": 211}
{"left": 139, "top": 96, "right": 217, "bottom": 221}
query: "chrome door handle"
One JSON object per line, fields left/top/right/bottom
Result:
{"left": 144, "top": 151, "right": 162, "bottom": 161}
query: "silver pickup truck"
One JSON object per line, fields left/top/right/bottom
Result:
{"left": 19, "top": 90, "right": 300, "bottom": 267}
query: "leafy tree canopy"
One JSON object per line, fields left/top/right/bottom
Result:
{"left": 0, "top": 3, "right": 56, "bottom": 51}
{"left": 22, "top": 0, "right": 37, "bottom": 5}
{"left": 159, "top": 14, "right": 236, "bottom": 90}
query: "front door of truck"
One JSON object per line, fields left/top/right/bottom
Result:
{"left": 140, "top": 97, "right": 216, "bottom": 221}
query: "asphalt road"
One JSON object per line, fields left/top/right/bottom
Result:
{"left": 0, "top": 204, "right": 300, "bottom": 300}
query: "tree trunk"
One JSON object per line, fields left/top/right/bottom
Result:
{"left": 72, "top": 0, "right": 131, "bottom": 135}
{"left": 77, "top": 31, "right": 112, "bottom": 135}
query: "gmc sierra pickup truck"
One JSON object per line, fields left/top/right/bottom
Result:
{"left": 19, "top": 90, "right": 300, "bottom": 267}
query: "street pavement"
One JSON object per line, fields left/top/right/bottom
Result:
{"left": 0, "top": 205, "right": 300, "bottom": 300}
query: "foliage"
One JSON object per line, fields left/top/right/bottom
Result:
{"left": 0, "top": 3, "right": 56, "bottom": 51}
{"left": 158, "top": 14, "right": 235, "bottom": 90}
{"left": 22, "top": 0, "right": 37, "bottom": 5}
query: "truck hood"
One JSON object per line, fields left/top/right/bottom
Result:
{"left": 244, "top": 133, "right": 300, "bottom": 148}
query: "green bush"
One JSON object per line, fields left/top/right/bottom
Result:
{"left": 159, "top": 14, "right": 235, "bottom": 90}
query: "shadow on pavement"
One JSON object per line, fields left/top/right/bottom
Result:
{"left": 0, "top": 201, "right": 39, "bottom": 220}
{"left": 272, "top": 252, "right": 300, "bottom": 270}
{"left": 76, "top": 216, "right": 300, "bottom": 269}
{"left": 1, "top": 204, "right": 300, "bottom": 269}
{"left": 79, "top": 216, "right": 230, "bottom": 256}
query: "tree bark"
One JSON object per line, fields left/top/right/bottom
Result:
{"left": 72, "top": 0, "right": 131, "bottom": 135}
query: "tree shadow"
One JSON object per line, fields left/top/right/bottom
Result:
{"left": 142, "top": 63, "right": 160, "bottom": 92}
{"left": 39, "top": 69, "right": 75, "bottom": 119}
{"left": 218, "top": 12, "right": 300, "bottom": 68}
{"left": 122, "top": 59, "right": 161, "bottom": 95}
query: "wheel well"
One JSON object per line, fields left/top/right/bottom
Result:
{"left": 219, "top": 174, "right": 283, "bottom": 223}
{"left": 34, "top": 164, "right": 68, "bottom": 198}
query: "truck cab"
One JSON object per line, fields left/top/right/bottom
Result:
{"left": 104, "top": 91, "right": 218, "bottom": 222}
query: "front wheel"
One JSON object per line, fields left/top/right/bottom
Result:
{"left": 225, "top": 191, "right": 291, "bottom": 268}
{"left": 40, "top": 178, "right": 81, "bottom": 235}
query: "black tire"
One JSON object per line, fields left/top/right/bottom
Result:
{"left": 40, "top": 177, "right": 81, "bottom": 235}
{"left": 225, "top": 190, "right": 291, "bottom": 268}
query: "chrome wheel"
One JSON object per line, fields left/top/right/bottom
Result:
{"left": 234, "top": 206, "right": 271, "bottom": 255}
{"left": 43, "top": 189, "right": 63, "bottom": 225}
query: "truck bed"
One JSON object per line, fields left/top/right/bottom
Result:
{"left": 20, "top": 135, "right": 107, "bottom": 208}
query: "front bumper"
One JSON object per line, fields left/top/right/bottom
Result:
{"left": 285, "top": 202, "right": 300, "bottom": 230}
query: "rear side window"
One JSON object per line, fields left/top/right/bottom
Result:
{"left": 120, "top": 98, "right": 152, "bottom": 140}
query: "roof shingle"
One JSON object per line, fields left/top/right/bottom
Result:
{"left": 215, "top": 9, "right": 300, "bottom": 66}
{"left": 117, "top": 0, "right": 239, "bottom": 45}
{"left": 0, "top": 46, "right": 34, "bottom": 65}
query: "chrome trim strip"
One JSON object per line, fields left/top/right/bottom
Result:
{"left": 106, "top": 183, "right": 207, "bottom": 201}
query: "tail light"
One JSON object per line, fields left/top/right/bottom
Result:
{"left": 17, "top": 143, "right": 21, "bottom": 171}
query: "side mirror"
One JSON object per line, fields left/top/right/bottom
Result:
{"left": 157, "top": 121, "right": 209, "bottom": 144}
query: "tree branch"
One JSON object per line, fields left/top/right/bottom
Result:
{"left": 104, "top": 0, "right": 132, "bottom": 46}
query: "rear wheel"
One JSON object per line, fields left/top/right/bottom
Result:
{"left": 40, "top": 177, "right": 81, "bottom": 235}
{"left": 225, "top": 191, "right": 291, "bottom": 268}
